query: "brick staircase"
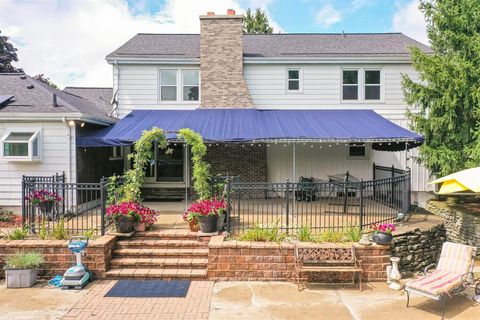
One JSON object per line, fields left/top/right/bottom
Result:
{"left": 105, "top": 229, "right": 208, "bottom": 279}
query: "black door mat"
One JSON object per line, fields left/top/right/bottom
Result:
{"left": 105, "top": 280, "right": 191, "bottom": 298}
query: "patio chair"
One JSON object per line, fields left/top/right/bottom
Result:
{"left": 295, "top": 176, "right": 317, "bottom": 202}
{"left": 405, "top": 242, "right": 477, "bottom": 319}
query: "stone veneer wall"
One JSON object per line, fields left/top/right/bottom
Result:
{"left": 390, "top": 224, "right": 446, "bottom": 277}
{"left": 427, "top": 201, "right": 480, "bottom": 255}
{"left": 207, "top": 236, "right": 390, "bottom": 281}
{"left": 0, "top": 236, "right": 116, "bottom": 278}
{"left": 199, "top": 14, "right": 253, "bottom": 108}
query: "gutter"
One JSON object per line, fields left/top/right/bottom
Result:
{"left": 0, "top": 112, "right": 115, "bottom": 126}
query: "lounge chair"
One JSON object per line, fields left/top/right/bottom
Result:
{"left": 405, "top": 242, "right": 477, "bottom": 319}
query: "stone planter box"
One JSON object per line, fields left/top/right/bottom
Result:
{"left": 5, "top": 268, "right": 37, "bottom": 288}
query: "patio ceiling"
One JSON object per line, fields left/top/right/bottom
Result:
{"left": 77, "top": 109, "right": 423, "bottom": 151}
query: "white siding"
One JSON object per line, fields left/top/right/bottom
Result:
{"left": 0, "top": 122, "right": 76, "bottom": 207}
{"left": 267, "top": 144, "right": 373, "bottom": 182}
{"left": 116, "top": 65, "right": 199, "bottom": 118}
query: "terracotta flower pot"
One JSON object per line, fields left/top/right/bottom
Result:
{"left": 115, "top": 215, "right": 134, "bottom": 233}
{"left": 188, "top": 220, "right": 199, "bottom": 232}
{"left": 372, "top": 231, "right": 393, "bottom": 245}
{"left": 134, "top": 222, "right": 146, "bottom": 232}
{"left": 197, "top": 215, "right": 218, "bottom": 233}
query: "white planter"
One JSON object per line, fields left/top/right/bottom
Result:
{"left": 5, "top": 268, "right": 38, "bottom": 288}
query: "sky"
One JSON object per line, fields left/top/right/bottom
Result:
{"left": 0, "top": 0, "right": 428, "bottom": 88}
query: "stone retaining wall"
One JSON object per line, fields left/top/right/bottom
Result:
{"left": 0, "top": 235, "right": 116, "bottom": 278}
{"left": 207, "top": 236, "right": 390, "bottom": 282}
{"left": 390, "top": 223, "right": 446, "bottom": 277}
{"left": 427, "top": 201, "right": 480, "bottom": 255}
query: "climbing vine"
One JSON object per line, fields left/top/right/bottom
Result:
{"left": 108, "top": 127, "right": 211, "bottom": 203}
{"left": 178, "top": 128, "right": 211, "bottom": 200}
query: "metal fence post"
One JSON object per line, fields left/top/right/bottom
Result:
{"left": 226, "top": 179, "right": 231, "bottom": 233}
{"left": 359, "top": 179, "right": 364, "bottom": 230}
{"left": 286, "top": 179, "right": 290, "bottom": 234}
{"left": 21, "top": 176, "right": 26, "bottom": 225}
{"left": 100, "top": 176, "right": 106, "bottom": 236}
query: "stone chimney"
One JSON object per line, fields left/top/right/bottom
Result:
{"left": 200, "top": 10, "right": 254, "bottom": 108}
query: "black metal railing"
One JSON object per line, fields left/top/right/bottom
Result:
{"left": 225, "top": 171, "right": 411, "bottom": 235}
{"left": 22, "top": 175, "right": 119, "bottom": 236}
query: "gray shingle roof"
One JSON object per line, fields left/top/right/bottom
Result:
{"left": 63, "top": 87, "right": 113, "bottom": 116}
{"left": 106, "top": 33, "right": 431, "bottom": 59}
{"left": 0, "top": 73, "right": 114, "bottom": 123}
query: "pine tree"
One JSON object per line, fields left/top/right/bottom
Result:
{"left": 403, "top": 0, "right": 480, "bottom": 176}
{"left": 243, "top": 8, "right": 273, "bottom": 34}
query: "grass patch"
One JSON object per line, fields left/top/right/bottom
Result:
{"left": 3, "top": 225, "right": 29, "bottom": 240}
{"left": 50, "top": 218, "right": 69, "bottom": 240}
{"left": 294, "top": 225, "right": 314, "bottom": 242}
{"left": 343, "top": 225, "right": 362, "bottom": 242}
{"left": 315, "top": 228, "right": 346, "bottom": 243}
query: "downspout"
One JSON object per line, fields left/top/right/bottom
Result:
{"left": 62, "top": 117, "right": 73, "bottom": 183}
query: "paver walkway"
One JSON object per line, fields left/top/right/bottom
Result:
{"left": 62, "top": 280, "right": 214, "bottom": 320}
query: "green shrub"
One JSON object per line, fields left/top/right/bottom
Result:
{"left": 83, "top": 228, "right": 95, "bottom": 240}
{"left": 4, "top": 225, "right": 29, "bottom": 240}
{"left": 51, "top": 218, "right": 69, "bottom": 240}
{"left": 294, "top": 225, "right": 313, "bottom": 242}
{"left": 0, "top": 208, "right": 15, "bottom": 222}
{"left": 5, "top": 251, "right": 44, "bottom": 269}
{"left": 343, "top": 225, "right": 362, "bottom": 242}
{"left": 316, "top": 228, "right": 346, "bottom": 243}
{"left": 39, "top": 219, "right": 49, "bottom": 240}
{"left": 239, "top": 222, "right": 286, "bottom": 242}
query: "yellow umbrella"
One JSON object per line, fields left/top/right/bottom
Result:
{"left": 429, "top": 167, "right": 480, "bottom": 194}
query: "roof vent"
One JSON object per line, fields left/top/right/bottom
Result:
{"left": 26, "top": 84, "right": 34, "bottom": 89}
{"left": 20, "top": 75, "right": 27, "bottom": 80}
{"left": 53, "top": 94, "right": 58, "bottom": 107}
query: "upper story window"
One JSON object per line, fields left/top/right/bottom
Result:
{"left": 342, "top": 68, "right": 383, "bottom": 102}
{"left": 365, "top": 70, "right": 381, "bottom": 100}
{"left": 182, "top": 70, "right": 199, "bottom": 101}
{"left": 342, "top": 70, "right": 359, "bottom": 100}
{"left": 1, "top": 131, "right": 42, "bottom": 161}
{"left": 159, "top": 69, "right": 200, "bottom": 103}
{"left": 286, "top": 68, "right": 302, "bottom": 92}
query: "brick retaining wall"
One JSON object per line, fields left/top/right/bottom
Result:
{"left": 207, "top": 236, "right": 390, "bottom": 282}
{"left": 0, "top": 235, "right": 116, "bottom": 279}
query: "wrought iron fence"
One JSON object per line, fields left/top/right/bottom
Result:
{"left": 225, "top": 171, "right": 411, "bottom": 235}
{"left": 22, "top": 175, "right": 118, "bottom": 236}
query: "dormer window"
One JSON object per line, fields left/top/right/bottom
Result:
{"left": 1, "top": 130, "right": 42, "bottom": 161}
{"left": 286, "top": 68, "right": 302, "bottom": 92}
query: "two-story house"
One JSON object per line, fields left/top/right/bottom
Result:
{"left": 0, "top": 10, "right": 431, "bottom": 210}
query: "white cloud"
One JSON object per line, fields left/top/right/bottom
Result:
{"left": 392, "top": 0, "right": 428, "bottom": 45}
{"left": 315, "top": 4, "right": 341, "bottom": 28}
{"left": 0, "top": 0, "right": 281, "bottom": 88}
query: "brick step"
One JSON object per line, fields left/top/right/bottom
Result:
{"left": 113, "top": 248, "right": 209, "bottom": 258}
{"left": 132, "top": 230, "right": 198, "bottom": 241}
{"left": 115, "top": 239, "right": 206, "bottom": 249}
{"left": 110, "top": 257, "right": 208, "bottom": 269}
{"left": 105, "top": 268, "right": 207, "bottom": 279}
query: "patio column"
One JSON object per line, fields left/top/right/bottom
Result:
{"left": 292, "top": 142, "right": 296, "bottom": 183}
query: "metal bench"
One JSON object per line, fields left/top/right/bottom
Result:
{"left": 295, "top": 245, "right": 363, "bottom": 291}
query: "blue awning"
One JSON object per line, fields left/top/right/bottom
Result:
{"left": 77, "top": 109, "right": 423, "bottom": 151}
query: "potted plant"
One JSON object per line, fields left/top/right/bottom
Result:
{"left": 25, "top": 189, "right": 62, "bottom": 219}
{"left": 4, "top": 251, "right": 44, "bottom": 288}
{"left": 134, "top": 205, "right": 158, "bottom": 232}
{"left": 184, "top": 198, "right": 226, "bottom": 233}
{"left": 106, "top": 201, "right": 140, "bottom": 233}
{"left": 371, "top": 223, "right": 396, "bottom": 245}
{"left": 183, "top": 211, "right": 199, "bottom": 232}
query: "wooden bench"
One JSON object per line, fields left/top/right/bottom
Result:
{"left": 295, "top": 245, "right": 363, "bottom": 291}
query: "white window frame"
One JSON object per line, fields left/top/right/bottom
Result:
{"left": 286, "top": 68, "right": 303, "bottom": 93}
{"left": 341, "top": 69, "right": 359, "bottom": 101}
{"left": 158, "top": 68, "right": 201, "bottom": 104}
{"left": 109, "top": 146, "right": 124, "bottom": 161}
{"left": 341, "top": 67, "right": 384, "bottom": 103}
{"left": 347, "top": 143, "right": 370, "bottom": 160}
{"left": 1, "top": 129, "right": 42, "bottom": 162}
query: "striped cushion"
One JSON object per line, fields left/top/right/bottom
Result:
{"left": 437, "top": 242, "right": 474, "bottom": 275}
{"left": 406, "top": 270, "right": 463, "bottom": 296}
